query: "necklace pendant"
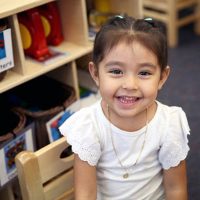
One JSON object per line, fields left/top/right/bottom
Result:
{"left": 123, "top": 173, "right": 129, "bottom": 179}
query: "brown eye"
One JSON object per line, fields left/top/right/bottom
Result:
{"left": 139, "top": 71, "right": 151, "bottom": 77}
{"left": 109, "top": 69, "right": 123, "bottom": 75}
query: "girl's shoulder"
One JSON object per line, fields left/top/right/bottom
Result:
{"left": 59, "top": 100, "right": 102, "bottom": 166}
{"left": 156, "top": 101, "right": 190, "bottom": 169}
{"left": 150, "top": 101, "right": 190, "bottom": 135}
{"left": 156, "top": 101, "right": 189, "bottom": 129}
{"left": 157, "top": 100, "right": 186, "bottom": 116}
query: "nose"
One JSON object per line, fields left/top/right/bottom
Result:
{"left": 122, "top": 74, "right": 138, "bottom": 90}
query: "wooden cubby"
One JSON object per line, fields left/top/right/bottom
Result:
{"left": 0, "top": 0, "right": 92, "bottom": 95}
{"left": 109, "top": 0, "right": 142, "bottom": 17}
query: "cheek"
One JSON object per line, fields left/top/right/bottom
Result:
{"left": 98, "top": 77, "right": 119, "bottom": 95}
{"left": 141, "top": 81, "right": 160, "bottom": 96}
{"left": 99, "top": 81, "right": 113, "bottom": 93}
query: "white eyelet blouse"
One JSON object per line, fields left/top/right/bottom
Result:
{"left": 59, "top": 100, "right": 190, "bottom": 200}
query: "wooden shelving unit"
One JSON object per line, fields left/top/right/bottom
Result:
{"left": 0, "top": 0, "right": 93, "bottom": 96}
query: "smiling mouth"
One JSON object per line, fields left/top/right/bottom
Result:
{"left": 117, "top": 96, "right": 141, "bottom": 104}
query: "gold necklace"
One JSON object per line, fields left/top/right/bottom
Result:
{"left": 107, "top": 105, "right": 148, "bottom": 179}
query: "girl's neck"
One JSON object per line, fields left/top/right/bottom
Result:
{"left": 102, "top": 101, "right": 157, "bottom": 132}
{"left": 110, "top": 112, "right": 148, "bottom": 132}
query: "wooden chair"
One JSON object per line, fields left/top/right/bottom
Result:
{"left": 15, "top": 137, "right": 74, "bottom": 200}
{"left": 141, "top": 0, "right": 200, "bottom": 47}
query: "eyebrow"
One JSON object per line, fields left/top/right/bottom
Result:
{"left": 138, "top": 62, "right": 157, "bottom": 68}
{"left": 104, "top": 61, "right": 157, "bottom": 68}
{"left": 104, "top": 61, "right": 125, "bottom": 67}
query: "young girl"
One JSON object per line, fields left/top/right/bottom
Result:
{"left": 59, "top": 16, "right": 190, "bottom": 200}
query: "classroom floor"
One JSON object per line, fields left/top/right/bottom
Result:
{"left": 158, "top": 24, "right": 200, "bottom": 199}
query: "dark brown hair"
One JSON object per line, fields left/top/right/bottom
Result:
{"left": 92, "top": 16, "right": 168, "bottom": 72}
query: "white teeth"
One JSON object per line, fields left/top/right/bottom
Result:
{"left": 118, "top": 96, "right": 138, "bottom": 103}
{"left": 124, "top": 96, "right": 136, "bottom": 100}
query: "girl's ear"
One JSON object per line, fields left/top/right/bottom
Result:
{"left": 158, "top": 66, "right": 170, "bottom": 90}
{"left": 88, "top": 61, "right": 100, "bottom": 87}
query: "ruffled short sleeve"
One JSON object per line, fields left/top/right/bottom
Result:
{"left": 59, "top": 107, "right": 101, "bottom": 166}
{"left": 158, "top": 107, "right": 190, "bottom": 170}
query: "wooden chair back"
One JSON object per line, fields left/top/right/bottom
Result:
{"left": 15, "top": 137, "right": 74, "bottom": 200}
{"left": 141, "top": 0, "right": 200, "bottom": 47}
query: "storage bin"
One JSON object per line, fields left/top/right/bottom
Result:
{"left": 7, "top": 75, "right": 76, "bottom": 149}
{"left": 0, "top": 123, "right": 35, "bottom": 187}
{"left": 0, "top": 109, "right": 26, "bottom": 145}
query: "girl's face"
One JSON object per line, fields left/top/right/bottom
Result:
{"left": 89, "top": 41, "right": 170, "bottom": 131}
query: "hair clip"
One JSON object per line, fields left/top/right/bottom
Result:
{"left": 144, "top": 17, "right": 156, "bottom": 28}
{"left": 114, "top": 15, "right": 124, "bottom": 19}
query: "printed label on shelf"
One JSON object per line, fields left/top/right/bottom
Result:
{"left": 0, "top": 28, "right": 14, "bottom": 73}
{"left": 0, "top": 124, "right": 35, "bottom": 187}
